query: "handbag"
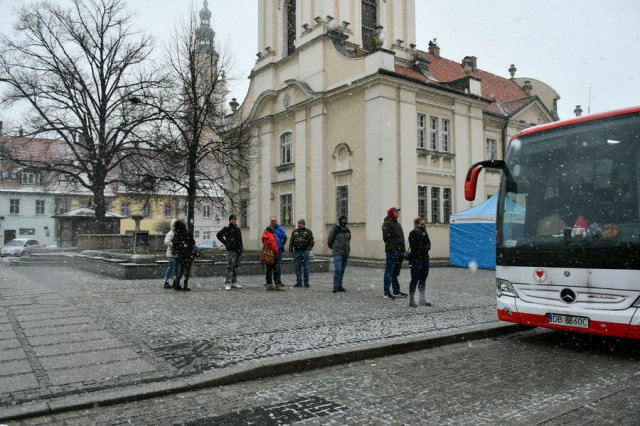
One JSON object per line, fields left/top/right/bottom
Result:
{"left": 260, "top": 244, "right": 275, "bottom": 265}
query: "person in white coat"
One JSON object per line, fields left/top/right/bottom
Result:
{"left": 163, "top": 219, "right": 179, "bottom": 289}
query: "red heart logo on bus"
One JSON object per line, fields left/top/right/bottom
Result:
{"left": 534, "top": 269, "right": 546, "bottom": 283}
{"left": 536, "top": 270, "right": 544, "bottom": 278}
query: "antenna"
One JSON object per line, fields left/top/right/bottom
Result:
{"left": 587, "top": 86, "right": 592, "bottom": 115}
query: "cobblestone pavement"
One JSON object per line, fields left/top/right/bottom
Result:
{"left": 0, "top": 261, "right": 503, "bottom": 420}
{"left": 10, "top": 328, "right": 640, "bottom": 425}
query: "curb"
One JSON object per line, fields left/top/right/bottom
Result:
{"left": 0, "top": 322, "right": 526, "bottom": 422}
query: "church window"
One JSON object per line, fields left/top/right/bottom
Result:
{"left": 441, "top": 118, "right": 450, "bottom": 152}
{"left": 280, "top": 194, "right": 293, "bottom": 226}
{"left": 418, "top": 185, "right": 453, "bottom": 224}
{"left": 486, "top": 138, "right": 497, "bottom": 160}
{"left": 286, "top": 0, "right": 296, "bottom": 56}
{"left": 362, "top": 0, "right": 377, "bottom": 51}
{"left": 336, "top": 185, "right": 349, "bottom": 221}
{"left": 280, "top": 132, "right": 292, "bottom": 165}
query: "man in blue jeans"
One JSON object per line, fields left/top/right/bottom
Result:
{"left": 381, "top": 207, "right": 408, "bottom": 299}
{"left": 289, "top": 219, "right": 314, "bottom": 287}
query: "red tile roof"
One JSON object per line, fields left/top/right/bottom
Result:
{"left": 393, "top": 50, "right": 536, "bottom": 117}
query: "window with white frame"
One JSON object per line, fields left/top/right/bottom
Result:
{"left": 35, "top": 200, "right": 45, "bottom": 215}
{"left": 486, "top": 138, "right": 497, "bottom": 160}
{"left": 443, "top": 188, "right": 452, "bottom": 223}
{"left": 280, "top": 132, "right": 292, "bottom": 165}
{"left": 441, "top": 118, "right": 450, "bottom": 152}
{"left": 429, "top": 116, "right": 438, "bottom": 150}
{"left": 163, "top": 203, "right": 173, "bottom": 218}
{"left": 203, "top": 230, "right": 211, "bottom": 240}
{"left": 417, "top": 113, "right": 426, "bottom": 148}
{"left": 336, "top": 185, "right": 349, "bottom": 221}
{"left": 280, "top": 194, "right": 293, "bottom": 226}
{"left": 202, "top": 204, "right": 212, "bottom": 218}
{"left": 21, "top": 172, "right": 40, "bottom": 185}
{"left": 120, "top": 201, "right": 130, "bottom": 217}
{"left": 431, "top": 187, "right": 440, "bottom": 223}
{"left": 428, "top": 116, "right": 451, "bottom": 152}
{"left": 194, "top": 230, "right": 200, "bottom": 238}
{"left": 143, "top": 203, "right": 152, "bottom": 218}
{"left": 418, "top": 185, "right": 453, "bottom": 224}
{"left": 418, "top": 186, "right": 428, "bottom": 219}
{"left": 10, "top": 199, "right": 20, "bottom": 214}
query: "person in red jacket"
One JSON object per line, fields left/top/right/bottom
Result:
{"left": 262, "top": 226, "right": 282, "bottom": 291}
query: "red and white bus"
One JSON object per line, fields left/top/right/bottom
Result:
{"left": 465, "top": 106, "right": 640, "bottom": 338}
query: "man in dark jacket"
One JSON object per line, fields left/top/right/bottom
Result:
{"left": 381, "top": 207, "right": 408, "bottom": 299}
{"left": 327, "top": 215, "right": 351, "bottom": 292}
{"left": 289, "top": 219, "right": 314, "bottom": 287}
{"left": 216, "top": 214, "right": 244, "bottom": 290}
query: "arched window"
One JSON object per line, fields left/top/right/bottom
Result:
{"left": 362, "top": 0, "right": 377, "bottom": 51}
{"left": 286, "top": 0, "right": 296, "bottom": 56}
{"left": 280, "top": 132, "right": 292, "bottom": 165}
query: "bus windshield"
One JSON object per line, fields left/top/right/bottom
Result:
{"left": 499, "top": 113, "right": 640, "bottom": 269}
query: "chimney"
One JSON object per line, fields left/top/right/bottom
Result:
{"left": 462, "top": 56, "right": 476, "bottom": 73}
{"left": 574, "top": 105, "right": 583, "bottom": 117}
{"left": 428, "top": 39, "right": 440, "bottom": 58}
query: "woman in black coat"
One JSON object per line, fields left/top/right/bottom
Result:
{"left": 172, "top": 220, "right": 196, "bottom": 291}
{"left": 407, "top": 217, "right": 432, "bottom": 307}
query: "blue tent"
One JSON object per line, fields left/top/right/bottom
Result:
{"left": 449, "top": 195, "right": 498, "bottom": 270}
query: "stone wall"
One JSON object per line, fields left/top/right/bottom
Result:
{"left": 77, "top": 234, "right": 165, "bottom": 251}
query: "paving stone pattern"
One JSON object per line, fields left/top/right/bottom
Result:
{"left": 0, "top": 261, "right": 497, "bottom": 414}
{"left": 13, "top": 329, "right": 640, "bottom": 425}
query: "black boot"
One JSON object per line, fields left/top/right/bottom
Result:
{"left": 182, "top": 281, "right": 191, "bottom": 291}
{"left": 163, "top": 281, "right": 171, "bottom": 289}
{"left": 173, "top": 280, "right": 182, "bottom": 291}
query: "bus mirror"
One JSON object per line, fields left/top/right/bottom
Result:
{"left": 465, "top": 160, "right": 516, "bottom": 201}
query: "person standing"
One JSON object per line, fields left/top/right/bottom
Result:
{"left": 262, "top": 226, "right": 283, "bottom": 291}
{"left": 216, "top": 214, "right": 244, "bottom": 291}
{"left": 163, "top": 219, "right": 178, "bottom": 289}
{"left": 172, "top": 219, "right": 195, "bottom": 291}
{"left": 327, "top": 215, "right": 351, "bottom": 293}
{"left": 408, "top": 217, "right": 432, "bottom": 307}
{"left": 268, "top": 216, "right": 287, "bottom": 289}
{"left": 381, "top": 207, "right": 408, "bottom": 299}
{"left": 289, "top": 219, "right": 314, "bottom": 287}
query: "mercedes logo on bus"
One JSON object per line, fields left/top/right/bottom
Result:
{"left": 560, "top": 288, "right": 577, "bottom": 304}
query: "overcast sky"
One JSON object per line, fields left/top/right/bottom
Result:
{"left": 0, "top": 0, "right": 638, "bottom": 123}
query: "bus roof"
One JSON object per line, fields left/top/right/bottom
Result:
{"left": 513, "top": 105, "right": 640, "bottom": 139}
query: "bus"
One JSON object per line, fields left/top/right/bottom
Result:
{"left": 464, "top": 106, "right": 640, "bottom": 338}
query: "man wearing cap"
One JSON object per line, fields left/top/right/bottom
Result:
{"left": 381, "top": 207, "right": 408, "bottom": 299}
{"left": 216, "top": 214, "right": 244, "bottom": 291}
{"left": 289, "top": 219, "right": 315, "bottom": 287}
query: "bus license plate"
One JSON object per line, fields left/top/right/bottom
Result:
{"left": 547, "top": 313, "right": 589, "bottom": 329}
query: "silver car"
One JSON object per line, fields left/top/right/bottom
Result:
{"left": 0, "top": 238, "right": 41, "bottom": 257}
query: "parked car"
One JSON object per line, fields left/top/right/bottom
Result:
{"left": 1, "top": 239, "right": 42, "bottom": 257}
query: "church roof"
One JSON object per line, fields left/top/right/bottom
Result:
{"left": 394, "top": 49, "right": 541, "bottom": 118}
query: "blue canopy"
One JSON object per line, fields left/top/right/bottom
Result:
{"left": 449, "top": 195, "right": 498, "bottom": 269}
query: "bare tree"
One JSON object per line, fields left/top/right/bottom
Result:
{"left": 128, "top": 4, "right": 256, "bottom": 232}
{"left": 0, "top": 0, "right": 163, "bottom": 229}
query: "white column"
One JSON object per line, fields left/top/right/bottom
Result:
{"left": 308, "top": 103, "right": 325, "bottom": 241}
{"left": 294, "top": 108, "right": 308, "bottom": 222}
{"left": 398, "top": 88, "right": 418, "bottom": 223}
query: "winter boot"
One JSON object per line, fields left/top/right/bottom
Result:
{"left": 418, "top": 293, "right": 431, "bottom": 306}
{"left": 182, "top": 281, "right": 191, "bottom": 291}
{"left": 409, "top": 294, "right": 418, "bottom": 308}
{"left": 266, "top": 283, "right": 275, "bottom": 291}
{"left": 163, "top": 281, "right": 171, "bottom": 289}
{"left": 173, "top": 280, "right": 183, "bottom": 291}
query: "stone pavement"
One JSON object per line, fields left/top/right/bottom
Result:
{"left": 0, "top": 260, "right": 519, "bottom": 422}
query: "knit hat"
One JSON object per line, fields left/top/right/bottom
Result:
{"left": 387, "top": 207, "right": 400, "bottom": 217}
{"left": 298, "top": 219, "right": 305, "bottom": 225}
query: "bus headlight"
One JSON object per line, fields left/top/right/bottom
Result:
{"left": 497, "top": 279, "right": 517, "bottom": 298}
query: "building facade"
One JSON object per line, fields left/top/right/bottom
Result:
{"left": 236, "top": 0, "right": 559, "bottom": 259}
